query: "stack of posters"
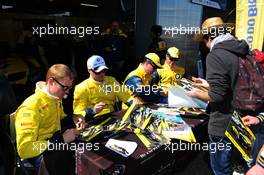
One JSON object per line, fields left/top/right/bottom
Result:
{"left": 168, "top": 78, "right": 208, "bottom": 109}
{"left": 154, "top": 111, "right": 196, "bottom": 142}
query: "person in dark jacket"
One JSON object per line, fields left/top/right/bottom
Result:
{"left": 101, "top": 20, "right": 128, "bottom": 82}
{"left": 188, "top": 17, "right": 249, "bottom": 175}
{"left": 0, "top": 74, "right": 17, "bottom": 117}
{"left": 0, "top": 73, "right": 17, "bottom": 175}
{"left": 149, "top": 25, "right": 167, "bottom": 62}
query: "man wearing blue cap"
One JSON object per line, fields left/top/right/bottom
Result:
{"left": 73, "top": 55, "right": 131, "bottom": 119}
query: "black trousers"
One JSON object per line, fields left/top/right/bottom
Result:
{"left": 44, "top": 116, "right": 77, "bottom": 175}
{"left": 44, "top": 149, "right": 75, "bottom": 175}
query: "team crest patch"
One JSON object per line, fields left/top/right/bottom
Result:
{"left": 176, "top": 74, "right": 181, "bottom": 79}
{"left": 106, "top": 86, "right": 112, "bottom": 93}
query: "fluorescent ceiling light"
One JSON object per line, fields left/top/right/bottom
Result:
{"left": 80, "top": 3, "right": 99, "bottom": 8}
{"left": 2, "top": 5, "right": 14, "bottom": 9}
{"left": 49, "top": 12, "right": 70, "bottom": 16}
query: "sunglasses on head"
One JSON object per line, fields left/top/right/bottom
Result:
{"left": 52, "top": 78, "right": 73, "bottom": 91}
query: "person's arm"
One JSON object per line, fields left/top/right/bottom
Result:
{"left": 191, "top": 77, "right": 209, "bottom": 89}
{"left": 242, "top": 113, "right": 264, "bottom": 126}
{"left": 187, "top": 88, "right": 212, "bottom": 102}
{"left": 246, "top": 163, "right": 264, "bottom": 175}
{"left": 246, "top": 145, "right": 264, "bottom": 175}
{"left": 60, "top": 101, "right": 67, "bottom": 119}
{"left": 188, "top": 53, "right": 230, "bottom": 103}
{"left": 114, "top": 79, "right": 130, "bottom": 102}
{"left": 16, "top": 107, "right": 48, "bottom": 159}
{"left": 206, "top": 53, "right": 230, "bottom": 103}
{"left": 113, "top": 79, "right": 131, "bottom": 107}
{"left": 151, "top": 71, "right": 161, "bottom": 85}
{"left": 73, "top": 84, "right": 95, "bottom": 118}
{"left": 125, "top": 76, "right": 165, "bottom": 103}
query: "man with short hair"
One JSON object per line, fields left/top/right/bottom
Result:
{"left": 101, "top": 20, "right": 128, "bottom": 82}
{"left": 124, "top": 53, "right": 167, "bottom": 104}
{"left": 149, "top": 25, "right": 167, "bottom": 60}
{"left": 73, "top": 55, "right": 130, "bottom": 119}
{"left": 15, "top": 64, "right": 82, "bottom": 174}
{"left": 188, "top": 17, "right": 249, "bottom": 175}
{"left": 152, "top": 47, "right": 185, "bottom": 95}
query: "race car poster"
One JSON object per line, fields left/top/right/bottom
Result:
{"left": 225, "top": 111, "right": 256, "bottom": 161}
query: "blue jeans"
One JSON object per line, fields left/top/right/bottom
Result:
{"left": 209, "top": 134, "right": 233, "bottom": 175}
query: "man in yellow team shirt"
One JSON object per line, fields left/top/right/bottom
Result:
{"left": 15, "top": 64, "right": 82, "bottom": 174}
{"left": 124, "top": 53, "right": 168, "bottom": 104}
{"left": 152, "top": 47, "right": 185, "bottom": 95}
{"left": 73, "top": 55, "right": 131, "bottom": 119}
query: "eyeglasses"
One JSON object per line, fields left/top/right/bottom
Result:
{"left": 52, "top": 78, "right": 73, "bottom": 91}
{"left": 169, "top": 57, "right": 179, "bottom": 62}
{"left": 145, "top": 58, "right": 158, "bottom": 69}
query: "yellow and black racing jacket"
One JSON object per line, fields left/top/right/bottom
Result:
{"left": 154, "top": 63, "right": 185, "bottom": 95}
{"left": 73, "top": 76, "right": 130, "bottom": 117}
{"left": 124, "top": 64, "right": 167, "bottom": 103}
{"left": 15, "top": 82, "right": 66, "bottom": 159}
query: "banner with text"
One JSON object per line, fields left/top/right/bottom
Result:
{"left": 236, "top": 0, "right": 264, "bottom": 50}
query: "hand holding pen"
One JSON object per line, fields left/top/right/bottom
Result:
{"left": 94, "top": 102, "right": 108, "bottom": 113}
{"left": 73, "top": 115, "right": 86, "bottom": 130}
